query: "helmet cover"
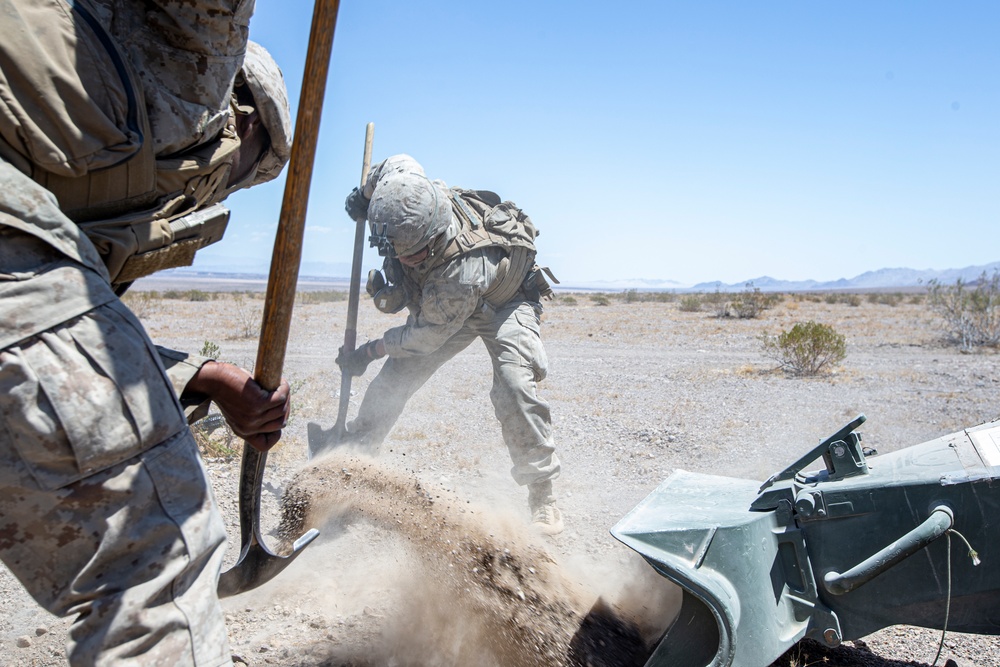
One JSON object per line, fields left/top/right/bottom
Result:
{"left": 368, "top": 171, "right": 452, "bottom": 257}
{"left": 239, "top": 41, "right": 292, "bottom": 186}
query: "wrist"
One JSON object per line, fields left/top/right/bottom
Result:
{"left": 367, "top": 339, "right": 385, "bottom": 359}
{"left": 185, "top": 359, "right": 220, "bottom": 396}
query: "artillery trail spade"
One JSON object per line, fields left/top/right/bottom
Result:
{"left": 217, "top": 0, "right": 342, "bottom": 597}
{"left": 613, "top": 415, "right": 1000, "bottom": 666}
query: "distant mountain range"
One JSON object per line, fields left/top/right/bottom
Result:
{"left": 171, "top": 259, "right": 1000, "bottom": 293}
{"left": 561, "top": 261, "right": 1000, "bottom": 292}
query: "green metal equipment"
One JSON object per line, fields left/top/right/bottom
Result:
{"left": 612, "top": 415, "right": 1000, "bottom": 666}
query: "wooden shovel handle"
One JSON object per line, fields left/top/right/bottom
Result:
{"left": 254, "top": 0, "right": 341, "bottom": 391}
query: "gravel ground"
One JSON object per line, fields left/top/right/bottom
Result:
{"left": 2, "top": 289, "right": 998, "bottom": 666}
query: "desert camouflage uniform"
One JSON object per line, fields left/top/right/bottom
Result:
{"left": 0, "top": 1, "right": 256, "bottom": 664}
{"left": 347, "top": 157, "right": 561, "bottom": 489}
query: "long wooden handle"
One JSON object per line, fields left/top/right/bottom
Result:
{"left": 360, "top": 123, "right": 374, "bottom": 189}
{"left": 220, "top": 0, "right": 340, "bottom": 597}
{"left": 334, "top": 122, "right": 374, "bottom": 434}
{"left": 254, "top": 0, "right": 341, "bottom": 390}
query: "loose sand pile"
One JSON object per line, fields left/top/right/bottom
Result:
{"left": 277, "top": 450, "right": 677, "bottom": 666}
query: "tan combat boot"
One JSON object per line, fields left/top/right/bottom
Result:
{"left": 528, "top": 480, "right": 564, "bottom": 536}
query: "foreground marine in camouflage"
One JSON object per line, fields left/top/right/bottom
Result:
{"left": 308, "top": 154, "right": 565, "bottom": 535}
{"left": 0, "top": 1, "right": 292, "bottom": 664}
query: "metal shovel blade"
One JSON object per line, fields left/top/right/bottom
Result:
{"left": 217, "top": 445, "right": 320, "bottom": 598}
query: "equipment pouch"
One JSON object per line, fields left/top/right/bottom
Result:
{"left": 0, "top": 0, "right": 156, "bottom": 219}
{"left": 522, "top": 264, "right": 560, "bottom": 302}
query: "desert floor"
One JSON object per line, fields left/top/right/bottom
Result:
{"left": 2, "top": 284, "right": 998, "bottom": 667}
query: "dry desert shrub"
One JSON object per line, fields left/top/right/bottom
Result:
{"left": 191, "top": 412, "right": 237, "bottom": 458}
{"left": 297, "top": 289, "right": 348, "bottom": 304}
{"left": 927, "top": 271, "right": 1000, "bottom": 351}
{"left": 760, "top": 320, "right": 847, "bottom": 376}
{"left": 121, "top": 289, "right": 159, "bottom": 319}
{"left": 231, "top": 292, "right": 262, "bottom": 339}
{"left": 589, "top": 294, "right": 611, "bottom": 306}
{"left": 728, "top": 283, "right": 779, "bottom": 319}
{"left": 678, "top": 294, "right": 702, "bottom": 312}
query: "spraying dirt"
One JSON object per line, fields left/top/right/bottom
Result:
{"left": 277, "top": 450, "right": 678, "bottom": 667}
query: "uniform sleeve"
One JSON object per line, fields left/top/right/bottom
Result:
{"left": 155, "top": 345, "right": 214, "bottom": 423}
{"left": 381, "top": 258, "right": 481, "bottom": 357}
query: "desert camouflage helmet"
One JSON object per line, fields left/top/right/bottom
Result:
{"left": 239, "top": 41, "right": 292, "bottom": 187}
{"left": 368, "top": 171, "right": 453, "bottom": 257}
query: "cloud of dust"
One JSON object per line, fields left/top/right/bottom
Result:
{"left": 277, "top": 451, "right": 682, "bottom": 666}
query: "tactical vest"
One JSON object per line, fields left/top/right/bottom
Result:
{"left": 0, "top": 0, "right": 237, "bottom": 290}
{"left": 419, "top": 188, "right": 556, "bottom": 307}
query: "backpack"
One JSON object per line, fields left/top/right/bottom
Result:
{"left": 435, "top": 188, "right": 557, "bottom": 306}
{"left": 0, "top": 0, "right": 156, "bottom": 218}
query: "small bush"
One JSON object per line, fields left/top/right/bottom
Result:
{"left": 704, "top": 288, "right": 729, "bottom": 318}
{"left": 559, "top": 295, "right": 578, "bottom": 306}
{"left": 707, "top": 282, "right": 778, "bottom": 319}
{"left": 232, "top": 293, "right": 262, "bottom": 339}
{"left": 185, "top": 289, "right": 211, "bottom": 302}
{"left": 678, "top": 295, "right": 702, "bottom": 312}
{"left": 761, "top": 321, "right": 847, "bottom": 376}
{"left": 824, "top": 293, "right": 862, "bottom": 307}
{"left": 590, "top": 294, "right": 611, "bottom": 306}
{"left": 121, "top": 290, "right": 158, "bottom": 319}
{"left": 192, "top": 413, "right": 237, "bottom": 458}
{"left": 729, "top": 282, "right": 777, "bottom": 319}
{"left": 614, "top": 290, "right": 678, "bottom": 304}
{"left": 297, "top": 289, "right": 348, "bottom": 305}
{"left": 927, "top": 271, "right": 1000, "bottom": 351}
{"left": 200, "top": 340, "right": 222, "bottom": 360}
{"left": 874, "top": 292, "right": 902, "bottom": 307}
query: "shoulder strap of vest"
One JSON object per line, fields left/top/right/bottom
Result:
{"left": 414, "top": 189, "right": 538, "bottom": 307}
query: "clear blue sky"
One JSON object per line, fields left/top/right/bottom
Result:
{"left": 199, "top": 1, "right": 999, "bottom": 286}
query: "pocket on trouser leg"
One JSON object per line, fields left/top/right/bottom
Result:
{"left": 140, "top": 433, "right": 230, "bottom": 667}
{"left": 0, "top": 301, "right": 185, "bottom": 490}
{"left": 62, "top": 432, "right": 230, "bottom": 667}
{"left": 511, "top": 305, "right": 548, "bottom": 382}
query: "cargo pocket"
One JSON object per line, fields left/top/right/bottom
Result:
{"left": 0, "top": 301, "right": 185, "bottom": 490}
{"left": 512, "top": 305, "right": 548, "bottom": 382}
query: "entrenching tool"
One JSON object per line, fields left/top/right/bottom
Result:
{"left": 612, "top": 415, "right": 1000, "bottom": 666}
{"left": 333, "top": 123, "right": 374, "bottom": 438}
{"left": 216, "top": 0, "right": 341, "bottom": 598}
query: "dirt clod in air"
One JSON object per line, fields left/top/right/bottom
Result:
{"left": 278, "top": 451, "right": 664, "bottom": 666}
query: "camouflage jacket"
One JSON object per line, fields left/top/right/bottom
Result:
{"left": 0, "top": 0, "right": 253, "bottom": 402}
{"left": 381, "top": 241, "right": 506, "bottom": 358}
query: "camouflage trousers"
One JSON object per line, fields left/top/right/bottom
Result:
{"left": 0, "top": 229, "right": 230, "bottom": 666}
{"left": 351, "top": 299, "right": 561, "bottom": 487}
